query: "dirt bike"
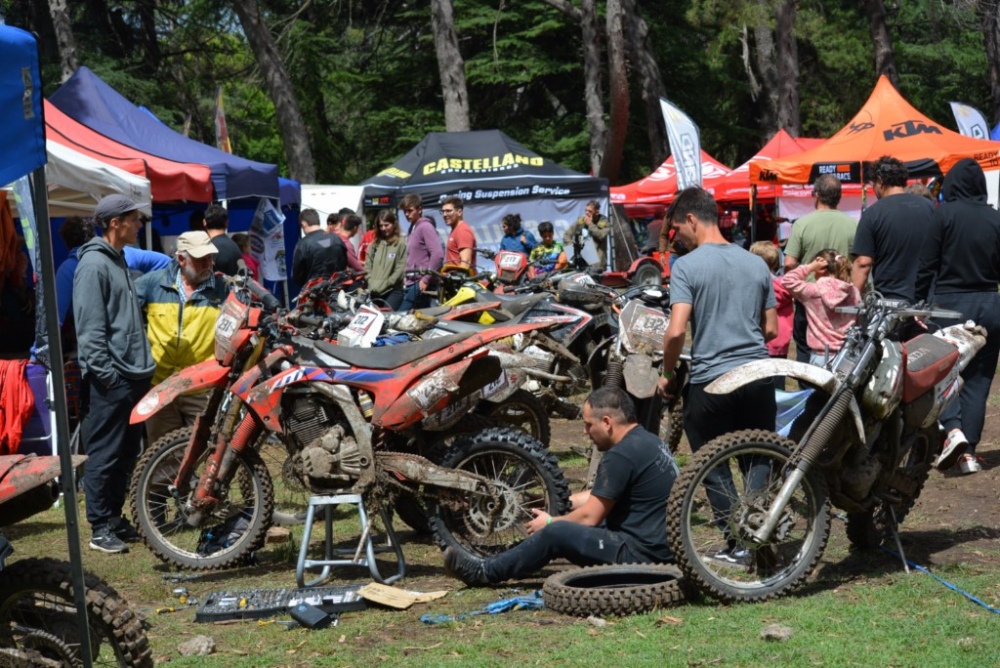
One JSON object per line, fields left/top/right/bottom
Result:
{"left": 0, "top": 455, "right": 152, "bottom": 666}
{"left": 128, "top": 285, "right": 570, "bottom": 570}
{"left": 666, "top": 294, "right": 987, "bottom": 603}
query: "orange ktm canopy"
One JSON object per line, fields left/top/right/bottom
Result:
{"left": 611, "top": 150, "right": 731, "bottom": 216}
{"left": 750, "top": 76, "right": 1000, "bottom": 185}
{"left": 44, "top": 100, "right": 213, "bottom": 203}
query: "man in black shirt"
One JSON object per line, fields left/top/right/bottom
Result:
{"left": 443, "top": 387, "right": 678, "bottom": 585}
{"left": 852, "top": 156, "right": 935, "bottom": 302}
{"left": 203, "top": 204, "right": 243, "bottom": 276}
{"left": 292, "top": 208, "right": 347, "bottom": 285}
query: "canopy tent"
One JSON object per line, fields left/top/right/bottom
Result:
{"left": 714, "top": 130, "right": 826, "bottom": 202}
{"left": 751, "top": 76, "right": 1000, "bottom": 185}
{"left": 610, "top": 150, "right": 732, "bottom": 216}
{"left": 51, "top": 66, "right": 279, "bottom": 201}
{"left": 45, "top": 100, "right": 212, "bottom": 203}
{"left": 362, "top": 130, "right": 607, "bottom": 253}
{"left": 26, "top": 141, "right": 152, "bottom": 217}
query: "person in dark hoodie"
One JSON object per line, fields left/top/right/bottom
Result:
{"left": 73, "top": 195, "right": 156, "bottom": 554}
{"left": 916, "top": 158, "right": 1000, "bottom": 475}
{"left": 399, "top": 193, "right": 444, "bottom": 311}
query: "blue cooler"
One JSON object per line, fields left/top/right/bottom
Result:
{"left": 19, "top": 362, "right": 53, "bottom": 457}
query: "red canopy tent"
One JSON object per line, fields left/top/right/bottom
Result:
{"left": 751, "top": 76, "right": 1000, "bottom": 185}
{"left": 715, "top": 130, "right": 825, "bottom": 202}
{"left": 611, "top": 150, "right": 731, "bottom": 216}
{"left": 44, "top": 101, "right": 213, "bottom": 203}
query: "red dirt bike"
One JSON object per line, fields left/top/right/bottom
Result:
{"left": 128, "top": 278, "right": 570, "bottom": 570}
{"left": 0, "top": 455, "right": 152, "bottom": 666}
{"left": 666, "top": 295, "right": 987, "bottom": 603}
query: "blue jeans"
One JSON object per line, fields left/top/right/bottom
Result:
{"left": 399, "top": 283, "right": 430, "bottom": 312}
{"left": 933, "top": 291, "right": 1000, "bottom": 453}
{"left": 482, "top": 521, "right": 638, "bottom": 583}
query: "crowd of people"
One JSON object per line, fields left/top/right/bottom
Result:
{"left": 49, "top": 152, "right": 999, "bottom": 581}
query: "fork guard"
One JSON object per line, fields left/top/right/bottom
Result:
{"left": 705, "top": 358, "right": 865, "bottom": 443}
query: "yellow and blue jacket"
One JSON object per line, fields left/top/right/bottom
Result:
{"left": 135, "top": 261, "right": 228, "bottom": 386}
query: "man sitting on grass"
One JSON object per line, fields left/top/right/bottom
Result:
{"left": 443, "top": 387, "right": 678, "bottom": 585}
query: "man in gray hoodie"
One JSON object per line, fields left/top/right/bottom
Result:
{"left": 73, "top": 194, "right": 156, "bottom": 554}
{"left": 399, "top": 193, "right": 444, "bottom": 311}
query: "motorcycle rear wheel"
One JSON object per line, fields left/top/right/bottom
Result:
{"left": 129, "top": 426, "right": 274, "bottom": 570}
{"left": 0, "top": 558, "right": 152, "bottom": 667}
{"left": 428, "top": 427, "right": 570, "bottom": 558}
{"left": 667, "top": 430, "right": 831, "bottom": 603}
{"left": 477, "top": 389, "right": 552, "bottom": 447}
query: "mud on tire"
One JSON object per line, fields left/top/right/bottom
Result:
{"left": 0, "top": 558, "right": 153, "bottom": 667}
{"left": 429, "top": 427, "right": 570, "bottom": 559}
{"left": 129, "top": 426, "right": 274, "bottom": 571}
{"left": 543, "top": 564, "right": 687, "bottom": 617}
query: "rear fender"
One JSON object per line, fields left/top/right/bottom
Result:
{"left": 706, "top": 358, "right": 865, "bottom": 442}
{"left": 131, "top": 359, "right": 229, "bottom": 424}
{"left": 379, "top": 356, "right": 488, "bottom": 430}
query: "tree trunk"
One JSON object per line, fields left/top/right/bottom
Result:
{"left": 774, "top": 0, "right": 800, "bottom": 136}
{"left": 429, "top": 0, "right": 471, "bottom": 132}
{"left": 601, "top": 0, "right": 629, "bottom": 184}
{"left": 623, "top": 0, "right": 668, "bottom": 169}
{"left": 581, "top": 0, "right": 607, "bottom": 174}
{"left": 46, "top": 0, "right": 78, "bottom": 82}
{"left": 232, "top": 0, "right": 316, "bottom": 183}
{"left": 752, "top": 17, "right": 779, "bottom": 139}
{"left": 861, "top": 0, "right": 898, "bottom": 87}
{"left": 978, "top": 0, "right": 1000, "bottom": 123}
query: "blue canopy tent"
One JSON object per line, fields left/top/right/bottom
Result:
{"left": 0, "top": 24, "right": 95, "bottom": 660}
{"left": 51, "top": 66, "right": 279, "bottom": 201}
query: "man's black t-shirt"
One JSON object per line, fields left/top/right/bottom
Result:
{"left": 591, "top": 426, "right": 678, "bottom": 562}
{"left": 292, "top": 230, "right": 348, "bottom": 285}
{"left": 852, "top": 193, "right": 934, "bottom": 302}
{"left": 210, "top": 233, "right": 243, "bottom": 277}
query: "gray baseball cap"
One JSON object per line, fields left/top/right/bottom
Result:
{"left": 94, "top": 194, "right": 139, "bottom": 226}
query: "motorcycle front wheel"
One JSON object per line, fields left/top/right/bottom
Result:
{"left": 0, "top": 558, "right": 152, "bottom": 667}
{"left": 428, "top": 427, "right": 570, "bottom": 558}
{"left": 667, "top": 429, "right": 831, "bottom": 603}
{"left": 129, "top": 426, "right": 274, "bottom": 570}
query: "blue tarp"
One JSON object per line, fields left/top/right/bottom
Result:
{"left": 0, "top": 25, "right": 46, "bottom": 187}
{"left": 50, "top": 66, "right": 279, "bottom": 201}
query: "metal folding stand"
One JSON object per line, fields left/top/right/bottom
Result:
{"left": 296, "top": 494, "right": 406, "bottom": 588}
{"left": 888, "top": 505, "right": 911, "bottom": 574}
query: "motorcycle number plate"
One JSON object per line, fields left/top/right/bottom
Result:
{"left": 482, "top": 370, "right": 508, "bottom": 397}
{"left": 498, "top": 253, "right": 522, "bottom": 269}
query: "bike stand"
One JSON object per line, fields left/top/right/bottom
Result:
{"left": 296, "top": 494, "right": 406, "bottom": 588}
{"left": 887, "top": 505, "right": 910, "bottom": 574}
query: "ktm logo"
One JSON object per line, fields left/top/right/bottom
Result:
{"left": 884, "top": 120, "right": 942, "bottom": 141}
{"left": 847, "top": 121, "right": 874, "bottom": 135}
{"left": 758, "top": 169, "right": 779, "bottom": 182}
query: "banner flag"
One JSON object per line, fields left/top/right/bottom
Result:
{"left": 949, "top": 101, "right": 990, "bottom": 140}
{"left": 659, "top": 97, "right": 702, "bottom": 190}
{"left": 250, "top": 198, "right": 286, "bottom": 282}
{"left": 214, "top": 86, "right": 232, "bottom": 153}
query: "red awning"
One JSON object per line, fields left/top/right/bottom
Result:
{"left": 44, "top": 100, "right": 213, "bottom": 203}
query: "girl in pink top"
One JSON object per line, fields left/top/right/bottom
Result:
{"left": 781, "top": 249, "right": 861, "bottom": 366}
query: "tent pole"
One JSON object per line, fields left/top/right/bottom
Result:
{"left": 29, "top": 166, "right": 95, "bottom": 666}
{"left": 749, "top": 184, "right": 757, "bottom": 244}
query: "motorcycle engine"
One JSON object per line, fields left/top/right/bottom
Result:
{"left": 286, "top": 396, "right": 363, "bottom": 489}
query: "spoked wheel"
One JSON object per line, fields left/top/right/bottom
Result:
{"left": 846, "top": 428, "right": 935, "bottom": 549}
{"left": 128, "top": 427, "right": 274, "bottom": 570}
{"left": 543, "top": 564, "right": 687, "bottom": 617}
{"left": 429, "top": 427, "right": 570, "bottom": 558}
{"left": 478, "top": 389, "right": 552, "bottom": 447}
{"left": 667, "top": 429, "right": 831, "bottom": 603}
{"left": 0, "top": 558, "right": 152, "bottom": 667}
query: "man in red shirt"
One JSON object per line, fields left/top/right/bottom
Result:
{"left": 442, "top": 196, "right": 476, "bottom": 271}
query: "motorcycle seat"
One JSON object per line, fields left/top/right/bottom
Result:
{"left": 313, "top": 331, "right": 474, "bottom": 370}
{"left": 486, "top": 292, "right": 549, "bottom": 316}
{"left": 413, "top": 305, "right": 453, "bottom": 318}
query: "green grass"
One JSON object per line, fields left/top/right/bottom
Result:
{"left": 6, "top": 496, "right": 1000, "bottom": 667}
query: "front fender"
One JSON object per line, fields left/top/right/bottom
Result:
{"left": 130, "top": 359, "right": 229, "bottom": 424}
{"left": 706, "top": 359, "right": 865, "bottom": 443}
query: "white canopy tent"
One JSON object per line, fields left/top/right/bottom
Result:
{"left": 5, "top": 140, "right": 152, "bottom": 217}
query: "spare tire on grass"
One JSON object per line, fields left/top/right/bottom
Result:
{"left": 543, "top": 563, "right": 686, "bottom": 617}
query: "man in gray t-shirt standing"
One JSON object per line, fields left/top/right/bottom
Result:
{"left": 657, "top": 186, "right": 777, "bottom": 563}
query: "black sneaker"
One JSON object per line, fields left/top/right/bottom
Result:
{"left": 89, "top": 524, "right": 129, "bottom": 554}
{"left": 704, "top": 546, "right": 751, "bottom": 568}
{"left": 442, "top": 547, "right": 489, "bottom": 586}
{"left": 111, "top": 517, "right": 141, "bottom": 543}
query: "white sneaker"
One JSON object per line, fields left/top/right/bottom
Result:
{"left": 957, "top": 453, "right": 983, "bottom": 475}
{"left": 934, "top": 429, "right": 969, "bottom": 470}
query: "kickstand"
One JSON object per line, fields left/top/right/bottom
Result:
{"left": 887, "top": 506, "right": 910, "bottom": 574}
